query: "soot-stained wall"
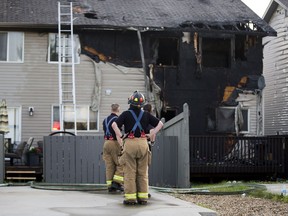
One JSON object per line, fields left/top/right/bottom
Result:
{"left": 79, "top": 30, "right": 263, "bottom": 135}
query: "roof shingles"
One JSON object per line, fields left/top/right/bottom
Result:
{"left": 0, "top": 0, "right": 276, "bottom": 35}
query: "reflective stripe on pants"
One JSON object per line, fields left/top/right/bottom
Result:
{"left": 122, "top": 138, "right": 149, "bottom": 201}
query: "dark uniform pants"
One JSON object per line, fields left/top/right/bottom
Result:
{"left": 120, "top": 138, "right": 149, "bottom": 202}
{"left": 102, "top": 140, "right": 124, "bottom": 186}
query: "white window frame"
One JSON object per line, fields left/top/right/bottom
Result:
{"left": 51, "top": 105, "right": 99, "bottom": 132}
{"left": 5, "top": 106, "right": 22, "bottom": 144}
{"left": 238, "top": 107, "right": 250, "bottom": 134}
{"left": 48, "top": 33, "right": 80, "bottom": 64}
{"left": 0, "top": 32, "right": 24, "bottom": 63}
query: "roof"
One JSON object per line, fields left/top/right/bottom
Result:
{"left": 264, "top": 0, "right": 288, "bottom": 22}
{"left": 0, "top": 0, "right": 276, "bottom": 36}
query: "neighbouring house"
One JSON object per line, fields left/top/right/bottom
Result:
{"left": 263, "top": 0, "right": 288, "bottom": 135}
{"left": 0, "top": 0, "right": 275, "bottom": 145}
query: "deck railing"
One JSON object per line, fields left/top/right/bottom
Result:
{"left": 190, "top": 135, "right": 287, "bottom": 178}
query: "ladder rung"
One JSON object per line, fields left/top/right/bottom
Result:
{"left": 58, "top": 3, "right": 76, "bottom": 134}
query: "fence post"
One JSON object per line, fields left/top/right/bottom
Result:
{"left": 162, "top": 103, "right": 190, "bottom": 188}
{"left": 0, "top": 133, "right": 4, "bottom": 183}
{"left": 181, "top": 103, "right": 190, "bottom": 187}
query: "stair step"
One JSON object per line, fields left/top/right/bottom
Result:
{"left": 6, "top": 170, "right": 36, "bottom": 174}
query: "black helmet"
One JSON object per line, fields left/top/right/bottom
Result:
{"left": 128, "top": 90, "right": 146, "bottom": 108}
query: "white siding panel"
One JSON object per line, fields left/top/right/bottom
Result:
{"left": 263, "top": 5, "right": 288, "bottom": 135}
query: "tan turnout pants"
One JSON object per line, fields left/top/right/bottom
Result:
{"left": 102, "top": 140, "right": 123, "bottom": 186}
{"left": 120, "top": 138, "right": 149, "bottom": 202}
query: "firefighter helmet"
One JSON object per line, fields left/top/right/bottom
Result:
{"left": 128, "top": 90, "right": 146, "bottom": 108}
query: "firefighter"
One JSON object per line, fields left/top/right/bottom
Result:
{"left": 112, "top": 91, "right": 163, "bottom": 205}
{"left": 102, "top": 103, "right": 124, "bottom": 192}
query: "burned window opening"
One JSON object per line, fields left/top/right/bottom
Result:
{"left": 151, "top": 38, "right": 179, "bottom": 66}
{"left": 215, "top": 107, "right": 249, "bottom": 133}
{"left": 235, "top": 35, "right": 247, "bottom": 61}
{"left": 161, "top": 108, "right": 177, "bottom": 122}
{"left": 201, "top": 37, "right": 231, "bottom": 68}
{"left": 235, "top": 35, "right": 259, "bottom": 61}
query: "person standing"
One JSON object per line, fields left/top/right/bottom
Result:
{"left": 112, "top": 91, "right": 163, "bottom": 205}
{"left": 102, "top": 103, "right": 123, "bottom": 192}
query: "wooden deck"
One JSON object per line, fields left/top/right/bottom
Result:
{"left": 5, "top": 165, "right": 43, "bottom": 182}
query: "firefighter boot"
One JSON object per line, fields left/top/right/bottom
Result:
{"left": 137, "top": 200, "right": 147, "bottom": 205}
{"left": 111, "top": 181, "right": 124, "bottom": 192}
{"left": 123, "top": 200, "right": 137, "bottom": 205}
{"left": 108, "top": 187, "right": 117, "bottom": 193}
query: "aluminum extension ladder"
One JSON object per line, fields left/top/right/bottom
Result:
{"left": 57, "top": 1, "right": 77, "bottom": 134}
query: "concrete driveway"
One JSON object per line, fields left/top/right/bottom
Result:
{"left": 0, "top": 185, "right": 216, "bottom": 216}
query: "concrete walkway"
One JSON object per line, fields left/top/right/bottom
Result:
{"left": 263, "top": 183, "right": 288, "bottom": 195}
{"left": 0, "top": 185, "right": 216, "bottom": 216}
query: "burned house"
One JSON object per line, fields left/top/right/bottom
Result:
{"left": 76, "top": 0, "right": 275, "bottom": 136}
{"left": 0, "top": 0, "right": 275, "bottom": 143}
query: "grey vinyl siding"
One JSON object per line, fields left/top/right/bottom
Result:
{"left": 263, "top": 5, "right": 288, "bottom": 135}
{"left": 0, "top": 32, "right": 145, "bottom": 143}
{"left": 98, "top": 62, "right": 145, "bottom": 124}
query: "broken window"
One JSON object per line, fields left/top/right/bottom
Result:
{"left": 48, "top": 33, "right": 80, "bottom": 64}
{"left": 0, "top": 32, "right": 23, "bottom": 62}
{"left": 201, "top": 37, "right": 231, "bottom": 68}
{"left": 216, "top": 107, "right": 249, "bottom": 133}
{"left": 161, "top": 108, "right": 177, "bottom": 122}
{"left": 151, "top": 38, "right": 179, "bottom": 66}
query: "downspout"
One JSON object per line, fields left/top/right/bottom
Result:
{"left": 137, "top": 30, "right": 148, "bottom": 96}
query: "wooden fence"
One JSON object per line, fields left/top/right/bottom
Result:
{"left": 43, "top": 103, "right": 189, "bottom": 188}
{"left": 4, "top": 103, "right": 287, "bottom": 184}
{"left": 43, "top": 135, "right": 178, "bottom": 187}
